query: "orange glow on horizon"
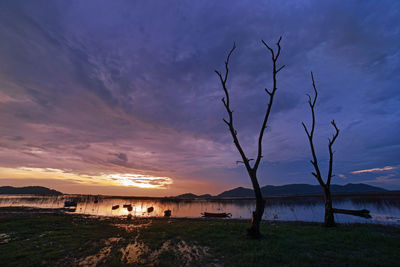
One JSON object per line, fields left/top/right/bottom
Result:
{"left": 103, "top": 173, "right": 173, "bottom": 189}
{"left": 0, "top": 167, "right": 173, "bottom": 190}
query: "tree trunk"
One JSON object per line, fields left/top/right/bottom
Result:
{"left": 247, "top": 173, "right": 265, "bottom": 238}
{"left": 323, "top": 186, "right": 335, "bottom": 227}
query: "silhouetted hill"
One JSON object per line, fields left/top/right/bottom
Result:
{"left": 175, "top": 193, "right": 212, "bottom": 199}
{"left": 0, "top": 186, "right": 62, "bottom": 196}
{"left": 217, "top": 187, "right": 254, "bottom": 198}
{"left": 216, "top": 183, "right": 388, "bottom": 198}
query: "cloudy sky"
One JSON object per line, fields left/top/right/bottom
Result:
{"left": 0, "top": 0, "right": 399, "bottom": 196}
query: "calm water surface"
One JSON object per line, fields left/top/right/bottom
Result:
{"left": 1, "top": 194, "right": 399, "bottom": 224}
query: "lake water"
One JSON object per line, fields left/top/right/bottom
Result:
{"left": 1, "top": 194, "right": 400, "bottom": 224}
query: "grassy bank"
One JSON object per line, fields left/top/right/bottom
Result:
{"left": 0, "top": 209, "right": 399, "bottom": 266}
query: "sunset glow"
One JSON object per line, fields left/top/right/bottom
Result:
{"left": 0, "top": 167, "right": 172, "bottom": 190}
{"left": 104, "top": 174, "right": 173, "bottom": 189}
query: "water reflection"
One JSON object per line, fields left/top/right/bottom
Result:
{"left": 1, "top": 194, "right": 399, "bottom": 224}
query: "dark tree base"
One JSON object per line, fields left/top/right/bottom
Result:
{"left": 324, "top": 211, "right": 336, "bottom": 227}
{"left": 324, "top": 221, "right": 336, "bottom": 227}
{"left": 247, "top": 227, "right": 263, "bottom": 239}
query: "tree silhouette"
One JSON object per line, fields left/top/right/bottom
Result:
{"left": 302, "top": 72, "right": 339, "bottom": 227}
{"left": 215, "top": 37, "right": 285, "bottom": 238}
{"left": 302, "top": 72, "right": 371, "bottom": 227}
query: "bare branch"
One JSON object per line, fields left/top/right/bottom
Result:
{"left": 236, "top": 158, "right": 254, "bottom": 165}
{"left": 305, "top": 94, "right": 312, "bottom": 106}
{"left": 223, "top": 42, "right": 236, "bottom": 83}
{"left": 303, "top": 72, "right": 324, "bottom": 187}
{"left": 327, "top": 120, "right": 340, "bottom": 186}
{"left": 215, "top": 43, "right": 251, "bottom": 172}
{"left": 221, "top": 97, "right": 227, "bottom": 107}
{"left": 253, "top": 37, "right": 285, "bottom": 171}
{"left": 310, "top": 72, "right": 318, "bottom": 107}
{"left": 302, "top": 122, "right": 310, "bottom": 138}
{"left": 276, "top": 65, "right": 286, "bottom": 73}
{"left": 275, "top": 36, "right": 283, "bottom": 60}
{"left": 261, "top": 40, "right": 274, "bottom": 60}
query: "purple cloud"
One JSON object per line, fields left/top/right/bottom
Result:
{"left": 0, "top": 0, "right": 399, "bottom": 194}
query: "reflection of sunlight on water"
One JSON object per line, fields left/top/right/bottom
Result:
{"left": 1, "top": 195, "right": 400, "bottom": 224}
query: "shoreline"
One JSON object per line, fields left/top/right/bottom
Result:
{"left": 1, "top": 206, "right": 399, "bottom": 227}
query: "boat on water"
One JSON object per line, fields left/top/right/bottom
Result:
{"left": 164, "top": 210, "right": 171, "bottom": 217}
{"left": 201, "top": 212, "right": 232, "bottom": 218}
{"left": 111, "top": 205, "right": 119, "bottom": 210}
{"left": 64, "top": 201, "right": 77, "bottom": 207}
{"left": 123, "top": 204, "right": 133, "bottom": 211}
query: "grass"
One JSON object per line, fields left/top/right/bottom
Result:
{"left": 0, "top": 210, "right": 399, "bottom": 266}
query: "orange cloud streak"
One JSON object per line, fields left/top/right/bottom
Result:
{"left": 351, "top": 166, "right": 395, "bottom": 174}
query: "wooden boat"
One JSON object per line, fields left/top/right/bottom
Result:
{"left": 64, "top": 200, "right": 77, "bottom": 207}
{"left": 201, "top": 212, "right": 232, "bottom": 218}
{"left": 123, "top": 204, "right": 133, "bottom": 211}
{"left": 66, "top": 207, "right": 76, "bottom": 212}
{"left": 164, "top": 209, "right": 171, "bottom": 217}
{"left": 112, "top": 205, "right": 119, "bottom": 210}
{"left": 147, "top": 207, "right": 154, "bottom": 213}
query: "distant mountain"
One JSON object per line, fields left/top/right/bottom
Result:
{"left": 217, "top": 183, "right": 388, "bottom": 198}
{"left": 175, "top": 193, "right": 212, "bottom": 199}
{"left": 217, "top": 187, "right": 254, "bottom": 198}
{"left": 0, "top": 186, "right": 62, "bottom": 196}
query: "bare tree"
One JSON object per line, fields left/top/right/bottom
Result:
{"left": 215, "top": 37, "right": 285, "bottom": 238}
{"left": 302, "top": 72, "right": 339, "bottom": 227}
{"left": 302, "top": 72, "right": 371, "bottom": 227}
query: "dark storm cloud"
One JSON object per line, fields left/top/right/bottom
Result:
{"left": 0, "top": 0, "right": 399, "bottom": 193}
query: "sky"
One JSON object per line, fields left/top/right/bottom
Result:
{"left": 0, "top": 0, "right": 399, "bottom": 196}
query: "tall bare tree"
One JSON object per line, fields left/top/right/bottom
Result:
{"left": 302, "top": 72, "right": 339, "bottom": 227}
{"left": 302, "top": 72, "right": 371, "bottom": 227}
{"left": 215, "top": 37, "right": 285, "bottom": 238}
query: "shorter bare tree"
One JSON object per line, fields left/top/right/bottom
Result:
{"left": 302, "top": 72, "right": 339, "bottom": 226}
{"left": 302, "top": 72, "right": 371, "bottom": 227}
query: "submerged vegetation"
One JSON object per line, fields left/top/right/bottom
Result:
{"left": 0, "top": 210, "right": 399, "bottom": 266}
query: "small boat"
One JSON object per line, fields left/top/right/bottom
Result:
{"left": 64, "top": 201, "right": 77, "bottom": 207}
{"left": 164, "top": 209, "right": 171, "bottom": 217}
{"left": 123, "top": 204, "right": 133, "bottom": 211}
{"left": 201, "top": 212, "right": 232, "bottom": 218}
{"left": 147, "top": 207, "right": 154, "bottom": 213}
{"left": 112, "top": 205, "right": 120, "bottom": 210}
